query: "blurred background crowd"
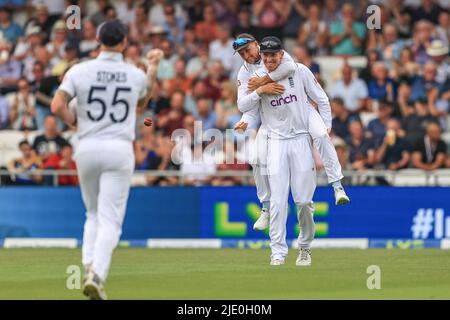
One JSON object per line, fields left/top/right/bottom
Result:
{"left": 0, "top": 0, "right": 449, "bottom": 186}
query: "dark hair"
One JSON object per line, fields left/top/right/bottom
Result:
{"left": 19, "top": 140, "right": 30, "bottom": 148}
{"left": 331, "top": 97, "right": 345, "bottom": 106}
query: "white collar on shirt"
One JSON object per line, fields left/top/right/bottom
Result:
{"left": 97, "top": 51, "right": 124, "bottom": 62}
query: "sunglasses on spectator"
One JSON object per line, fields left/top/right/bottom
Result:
{"left": 232, "top": 38, "right": 254, "bottom": 51}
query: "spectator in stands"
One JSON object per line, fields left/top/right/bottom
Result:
{"left": 368, "top": 62, "right": 397, "bottom": 104}
{"left": 392, "top": 47, "right": 421, "bottom": 82}
{"left": 329, "top": 63, "right": 368, "bottom": 113}
{"left": 292, "top": 45, "right": 321, "bottom": 79}
{"left": 402, "top": 97, "right": 440, "bottom": 146}
{"left": 367, "top": 23, "right": 406, "bottom": 65}
{"left": 412, "top": 122, "right": 447, "bottom": 171}
{"left": 252, "top": 0, "right": 290, "bottom": 39}
{"left": 157, "top": 39, "right": 178, "bottom": 80}
{"left": 234, "top": 7, "right": 258, "bottom": 38}
{"left": 157, "top": 90, "right": 188, "bottom": 137}
{"left": 7, "top": 78, "right": 37, "bottom": 130}
{"left": 180, "top": 143, "right": 217, "bottom": 186}
{"left": 117, "top": 0, "right": 135, "bottom": 26}
{"left": 135, "top": 123, "right": 157, "bottom": 170}
{"left": 426, "top": 40, "right": 449, "bottom": 85}
{"left": 211, "top": 140, "right": 250, "bottom": 186}
{"left": 6, "top": 140, "right": 42, "bottom": 185}
{"left": 410, "top": 62, "right": 441, "bottom": 102}
{"left": 367, "top": 100, "right": 395, "bottom": 148}
{"left": 329, "top": 4, "right": 366, "bottom": 56}
{"left": 41, "top": 143, "right": 78, "bottom": 186}
{"left": 32, "top": 115, "right": 68, "bottom": 160}
{"left": 195, "top": 4, "right": 220, "bottom": 43}
{"left": 411, "top": 19, "right": 434, "bottom": 65}
{"left": 331, "top": 97, "right": 360, "bottom": 139}
{"left": 410, "top": 0, "right": 444, "bottom": 25}
{"left": 359, "top": 49, "right": 381, "bottom": 85}
{"left": 144, "top": 135, "right": 180, "bottom": 186}
{"left": 162, "top": 3, "right": 186, "bottom": 46}
{"left": 0, "top": 47, "right": 22, "bottom": 94}
{"left": 322, "top": 0, "right": 341, "bottom": 24}
{"left": 195, "top": 97, "right": 218, "bottom": 131}
{"left": 203, "top": 60, "right": 227, "bottom": 101}
{"left": 375, "top": 118, "right": 411, "bottom": 170}
{"left": 209, "top": 23, "right": 241, "bottom": 77}
{"left": 23, "top": 4, "right": 55, "bottom": 44}
{"left": 165, "top": 59, "right": 193, "bottom": 97}
{"left": 0, "top": 6, "right": 22, "bottom": 44}
{"left": 185, "top": 78, "right": 208, "bottom": 117}
{"left": 297, "top": 3, "right": 328, "bottom": 56}
{"left": 150, "top": 0, "right": 185, "bottom": 27}
{"left": 0, "top": 94, "right": 8, "bottom": 129}
{"left": 146, "top": 80, "right": 170, "bottom": 116}
{"left": 216, "top": 0, "right": 240, "bottom": 29}
{"left": 79, "top": 19, "right": 98, "bottom": 57}
{"left": 129, "top": 2, "right": 152, "bottom": 45}
{"left": 176, "top": 25, "right": 198, "bottom": 61}
{"left": 346, "top": 120, "right": 376, "bottom": 171}
{"left": 186, "top": 43, "right": 211, "bottom": 80}
{"left": 215, "top": 80, "right": 240, "bottom": 130}
{"left": 89, "top": 0, "right": 110, "bottom": 26}
{"left": 34, "top": 64, "right": 61, "bottom": 130}
{"left": 435, "top": 9, "right": 449, "bottom": 46}
{"left": 45, "top": 20, "right": 68, "bottom": 68}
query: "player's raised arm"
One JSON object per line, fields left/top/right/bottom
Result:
{"left": 51, "top": 67, "right": 77, "bottom": 128}
{"left": 300, "top": 63, "right": 332, "bottom": 129}
{"left": 137, "top": 49, "right": 164, "bottom": 110}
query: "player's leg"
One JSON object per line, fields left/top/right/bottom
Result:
{"left": 92, "top": 150, "right": 134, "bottom": 283}
{"left": 252, "top": 128, "right": 270, "bottom": 230}
{"left": 75, "top": 152, "right": 101, "bottom": 273}
{"left": 267, "top": 138, "right": 289, "bottom": 265}
{"left": 289, "top": 136, "right": 316, "bottom": 266}
{"left": 308, "top": 106, "right": 349, "bottom": 205}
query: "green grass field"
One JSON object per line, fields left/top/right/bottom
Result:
{"left": 0, "top": 248, "right": 449, "bottom": 299}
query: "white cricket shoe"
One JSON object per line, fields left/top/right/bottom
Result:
{"left": 334, "top": 187, "right": 350, "bottom": 205}
{"left": 82, "top": 270, "right": 107, "bottom": 300}
{"left": 253, "top": 208, "right": 270, "bottom": 230}
{"left": 270, "top": 259, "right": 285, "bottom": 266}
{"left": 296, "top": 248, "right": 312, "bottom": 266}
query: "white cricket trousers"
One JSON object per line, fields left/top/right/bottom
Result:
{"left": 251, "top": 107, "right": 343, "bottom": 206}
{"left": 75, "top": 138, "right": 134, "bottom": 282}
{"left": 251, "top": 127, "right": 270, "bottom": 204}
{"left": 267, "top": 135, "right": 317, "bottom": 261}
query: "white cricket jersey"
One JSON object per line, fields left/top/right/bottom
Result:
{"left": 247, "top": 63, "right": 332, "bottom": 140}
{"left": 58, "top": 51, "right": 148, "bottom": 142}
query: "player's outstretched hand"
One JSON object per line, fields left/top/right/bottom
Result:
{"left": 234, "top": 121, "right": 248, "bottom": 133}
{"left": 256, "top": 83, "right": 285, "bottom": 96}
{"left": 146, "top": 49, "right": 164, "bottom": 66}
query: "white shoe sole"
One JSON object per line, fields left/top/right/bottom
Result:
{"left": 83, "top": 283, "right": 106, "bottom": 300}
{"left": 296, "top": 262, "right": 312, "bottom": 267}
{"left": 335, "top": 195, "right": 350, "bottom": 205}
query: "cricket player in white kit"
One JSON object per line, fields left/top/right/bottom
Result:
{"left": 233, "top": 34, "right": 349, "bottom": 232}
{"left": 237, "top": 36, "right": 337, "bottom": 266}
{"left": 51, "top": 20, "right": 162, "bottom": 299}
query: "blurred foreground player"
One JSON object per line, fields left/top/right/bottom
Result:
{"left": 51, "top": 20, "right": 162, "bottom": 299}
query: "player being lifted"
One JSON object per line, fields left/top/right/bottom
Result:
{"left": 233, "top": 34, "right": 349, "bottom": 231}
{"left": 238, "top": 36, "right": 329, "bottom": 266}
{"left": 51, "top": 20, "right": 163, "bottom": 300}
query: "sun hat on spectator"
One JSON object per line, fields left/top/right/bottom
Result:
{"left": 426, "top": 40, "right": 449, "bottom": 57}
{"left": 148, "top": 25, "right": 168, "bottom": 36}
{"left": 52, "top": 20, "right": 67, "bottom": 32}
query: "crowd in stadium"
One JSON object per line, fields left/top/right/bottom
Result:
{"left": 0, "top": 0, "right": 449, "bottom": 186}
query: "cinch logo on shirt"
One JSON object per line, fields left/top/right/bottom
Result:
{"left": 270, "top": 94, "right": 298, "bottom": 107}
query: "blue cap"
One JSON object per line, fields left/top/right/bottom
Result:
{"left": 97, "top": 19, "right": 128, "bottom": 47}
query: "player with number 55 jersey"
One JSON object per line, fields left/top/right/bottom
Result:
{"left": 51, "top": 19, "right": 163, "bottom": 300}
